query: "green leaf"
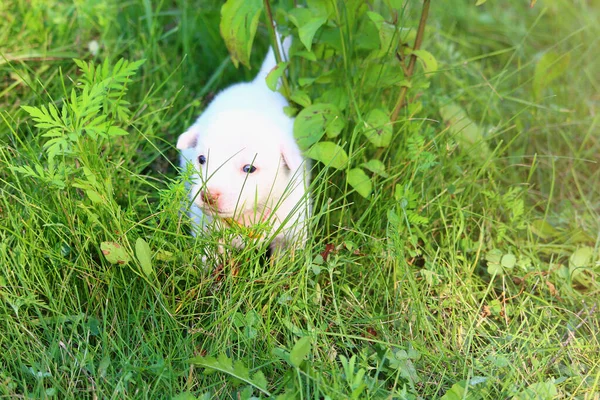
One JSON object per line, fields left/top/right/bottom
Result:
{"left": 106, "top": 126, "right": 128, "bottom": 137}
{"left": 387, "top": 350, "right": 421, "bottom": 386}
{"left": 135, "top": 238, "right": 154, "bottom": 277}
{"left": 289, "top": 336, "right": 312, "bottom": 367}
{"left": 533, "top": 52, "right": 570, "bottom": 101}
{"left": 347, "top": 168, "right": 372, "bottom": 198}
{"left": 441, "top": 378, "right": 489, "bottom": 400}
{"left": 410, "top": 49, "right": 438, "bottom": 74}
{"left": 362, "top": 159, "right": 389, "bottom": 177}
{"left": 439, "top": 103, "right": 490, "bottom": 158}
{"left": 85, "top": 189, "right": 104, "bottom": 204}
{"left": 355, "top": 16, "right": 381, "bottom": 51}
{"left": 316, "top": 87, "right": 349, "bottom": 111}
{"left": 307, "top": 0, "right": 334, "bottom": 19}
{"left": 530, "top": 219, "right": 561, "bottom": 239}
{"left": 265, "top": 61, "right": 288, "bottom": 91}
{"left": 363, "top": 63, "right": 407, "bottom": 90}
{"left": 22, "top": 105, "right": 51, "bottom": 123}
{"left": 252, "top": 371, "right": 268, "bottom": 393}
{"left": 172, "top": 393, "right": 198, "bottom": 400}
{"left": 366, "top": 11, "right": 399, "bottom": 57}
{"left": 362, "top": 109, "right": 392, "bottom": 147}
{"left": 570, "top": 246, "right": 594, "bottom": 269}
{"left": 569, "top": 246, "right": 596, "bottom": 287}
{"left": 188, "top": 354, "right": 270, "bottom": 395}
{"left": 289, "top": 8, "right": 327, "bottom": 51}
{"left": 98, "top": 355, "right": 111, "bottom": 378}
{"left": 305, "top": 141, "right": 348, "bottom": 170}
{"left": 513, "top": 379, "right": 558, "bottom": 400}
{"left": 290, "top": 90, "right": 312, "bottom": 108}
{"left": 294, "top": 103, "right": 345, "bottom": 150}
{"left": 501, "top": 253, "right": 516, "bottom": 270}
{"left": 220, "top": 0, "right": 263, "bottom": 68}
{"left": 485, "top": 249, "right": 503, "bottom": 276}
{"left": 100, "top": 242, "right": 131, "bottom": 265}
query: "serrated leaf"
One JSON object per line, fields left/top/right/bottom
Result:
{"left": 363, "top": 109, "right": 392, "bottom": 147}
{"left": 252, "top": 371, "right": 267, "bottom": 391}
{"left": 40, "top": 128, "right": 62, "bottom": 136}
{"left": 347, "top": 168, "right": 372, "bottom": 198}
{"left": 48, "top": 103, "right": 60, "bottom": 121}
{"left": 533, "top": 52, "right": 570, "bottom": 101}
{"left": 407, "top": 213, "right": 429, "bottom": 226}
{"left": 411, "top": 49, "right": 438, "bottom": 74}
{"left": 305, "top": 141, "right": 348, "bottom": 170}
{"left": 362, "top": 159, "right": 389, "bottom": 177}
{"left": 289, "top": 8, "right": 327, "bottom": 51}
{"left": 220, "top": 0, "right": 263, "bottom": 69}
{"left": 294, "top": 103, "right": 345, "bottom": 150}
{"left": 135, "top": 238, "right": 153, "bottom": 277}
{"left": 289, "top": 336, "right": 312, "bottom": 367}
{"left": 100, "top": 242, "right": 131, "bottom": 265}
{"left": 265, "top": 61, "right": 288, "bottom": 91}
{"left": 106, "top": 126, "right": 128, "bottom": 137}
{"left": 21, "top": 105, "right": 49, "bottom": 122}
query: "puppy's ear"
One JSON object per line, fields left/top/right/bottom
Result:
{"left": 176, "top": 129, "right": 198, "bottom": 150}
{"left": 280, "top": 136, "right": 303, "bottom": 171}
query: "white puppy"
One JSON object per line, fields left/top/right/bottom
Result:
{"left": 177, "top": 38, "right": 309, "bottom": 254}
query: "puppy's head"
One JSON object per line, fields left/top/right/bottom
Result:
{"left": 177, "top": 110, "right": 303, "bottom": 219}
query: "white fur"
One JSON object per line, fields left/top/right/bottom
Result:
{"left": 177, "top": 38, "right": 309, "bottom": 253}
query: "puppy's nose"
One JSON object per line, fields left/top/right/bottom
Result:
{"left": 200, "top": 190, "right": 220, "bottom": 206}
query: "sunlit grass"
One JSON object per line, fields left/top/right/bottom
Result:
{"left": 0, "top": 0, "right": 598, "bottom": 398}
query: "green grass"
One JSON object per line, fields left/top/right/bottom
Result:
{"left": 1, "top": 0, "right": 599, "bottom": 398}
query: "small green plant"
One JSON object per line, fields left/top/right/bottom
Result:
{"left": 13, "top": 58, "right": 144, "bottom": 190}
{"left": 219, "top": 0, "right": 437, "bottom": 202}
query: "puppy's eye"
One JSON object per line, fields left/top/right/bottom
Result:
{"left": 198, "top": 155, "right": 206, "bottom": 165}
{"left": 242, "top": 164, "right": 257, "bottom": 173}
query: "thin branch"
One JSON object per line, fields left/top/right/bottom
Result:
{"left": 391, "top": 0, "right": 431, "bottom": 122}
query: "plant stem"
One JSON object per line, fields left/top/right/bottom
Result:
{"left": 391, "top": 0, "right": 431, "bottom": 122}
{"left": 263, "top": 0, "right": 291, "bottom": 98}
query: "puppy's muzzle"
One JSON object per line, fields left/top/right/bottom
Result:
{"left": 200, "top": 190, "right": 220, "bottom": 207}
